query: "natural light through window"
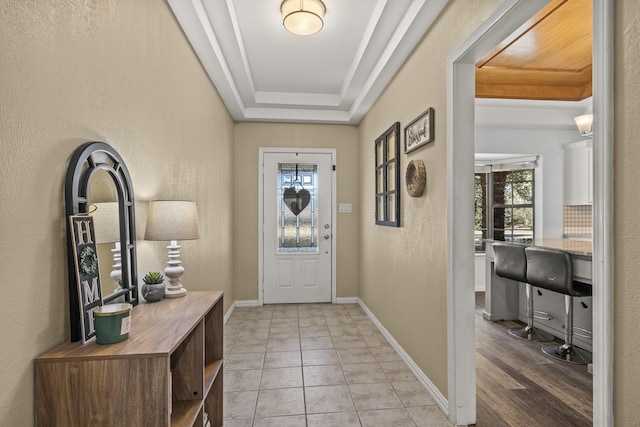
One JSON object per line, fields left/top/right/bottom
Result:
{"left": 277, "top": 163, "right": 318, "bottom": 252}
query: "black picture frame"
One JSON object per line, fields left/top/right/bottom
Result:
{"left": 375, "top": 122, "right": 401, "bottom": 227}
{"left": 404, "top": 108, "right": 435, "bottom": 153}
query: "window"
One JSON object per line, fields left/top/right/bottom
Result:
{"left": 475, "top": 159, "right": 535, "bottom": 252}
{"left": 493, "top": 169, "right": 534, "bottom": 243}
{"left": 277, "top": 163, "right": 318, "bottom": 252}
{"left": 474, "top": 173, "right": 488, "bottom": 251}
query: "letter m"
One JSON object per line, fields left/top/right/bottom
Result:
{"left": 82, "top": 277, "right": 101, "bottom": 305}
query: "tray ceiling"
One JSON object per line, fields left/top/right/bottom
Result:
{"left": 168, "top": 0, "right": 449, "bottom": 124}
{"left": 168, "top": 0, "right": 592, "bottom": 124}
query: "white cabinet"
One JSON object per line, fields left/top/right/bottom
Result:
{"left": 564, "top": 140, "right": 593, "bottom": 205}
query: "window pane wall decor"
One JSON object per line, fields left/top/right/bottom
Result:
{"left": 375, "top": 122, "right": 401, "bottom": 227}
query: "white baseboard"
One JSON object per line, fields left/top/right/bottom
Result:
{"left": 224, "top": 300, "right": 260, "bottom": 325}
{"left": 224, "top": 301, "right": 236, "bottom": 325}
{"left": 336, "top": 297, "right": 358, "bottom": 304}
{"left": 357, "top": 298, "right": 449, "bottom": 418}
{"left": 235, "top": 299, "right": 260, "bottom": 307}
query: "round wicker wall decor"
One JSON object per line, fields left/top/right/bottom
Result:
{"left": 405, "top": 160, "right": 426, "bottom": 197}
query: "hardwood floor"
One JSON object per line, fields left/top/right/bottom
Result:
{"left": 474, "top": 292, "right": 593, "bottom": 427}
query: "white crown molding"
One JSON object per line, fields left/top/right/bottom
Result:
{"left": 167, "top": 0, "right": 450, "bottom": 124}
{"left": 475, "top": 97, "right": 593, "bottom": 129}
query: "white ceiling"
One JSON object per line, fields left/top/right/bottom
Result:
{"left": 167, "top": 0, "right": 592, "bottom": 129}
{"left": 167, "top": 0, "right": 449, "bottom": 124}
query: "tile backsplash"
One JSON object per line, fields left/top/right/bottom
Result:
{"left": 563, "top": 205, "right": 593, "bottom": 238}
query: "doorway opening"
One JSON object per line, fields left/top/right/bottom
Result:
{"left": 446, "top": 0, "right": 613, "bottom": 425}
{"left": 259, "top": 148, "right": 337, "bottom": 305}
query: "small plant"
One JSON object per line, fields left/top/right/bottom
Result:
{"left": 143, "top": 271, "right": 164, "bottom": 285}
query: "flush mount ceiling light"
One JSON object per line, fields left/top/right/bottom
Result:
{"left": 281, "top": 0, "right": 326, "bottom": 36}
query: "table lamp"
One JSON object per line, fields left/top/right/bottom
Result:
{"left": 144, "top": 200, "right": 200, "bottom": 298}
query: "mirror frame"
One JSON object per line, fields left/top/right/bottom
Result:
{"left": 65, "top": 141, "right": 138, "bottom": 342}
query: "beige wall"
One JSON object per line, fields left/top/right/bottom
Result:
{"left": 233, "top": 122, "right": 359, "bottom": 301}
{"left": 358, "top": 0, "right": 640, "bottom": 420}
{"left": 2, "top": 0, "right": 639, "bottom": 424}
{"left": 0, "top": 1, "right": 234, "bottom": 424}
{"left": 357, "top": 0, "right": 503, "bottom": 396}
{"left": 615, "top": 0, "right": 640, "bottom": 423}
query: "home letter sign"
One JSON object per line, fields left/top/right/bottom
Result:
{"left": 69, "top": 215, "right": 104, "bottom": 343}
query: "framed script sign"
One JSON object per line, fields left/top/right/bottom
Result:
{"left": 404, "top": 108, "right": 435, "bottom": 153}
{"left": 69, "top": 214, "right": 104, "bottom": 343}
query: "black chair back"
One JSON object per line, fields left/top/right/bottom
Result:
{"left": 525, "top": 246, "right": 591, "bottom": 297}
{"left": 493, "top": 242, "right": 527, "bottom": 282}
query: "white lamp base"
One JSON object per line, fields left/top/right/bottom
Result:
{"left": 163, "top": 240, "right": 187, "bottom": 298}
{"left": 165, "top": 286, "right": 188, "bottom": 298}
{"left": 110, "top": 242, "right": 125, "bottom": 302}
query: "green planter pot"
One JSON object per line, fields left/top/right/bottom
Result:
{"left": 94, "top": 303, "right": 132, "bottom": 345}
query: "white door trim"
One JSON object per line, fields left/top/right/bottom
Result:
{"left": 446, "top": 0, "right": 613, "bottom": 425}
{"left": 258, "top": 147, "right": 337, "bottom": 305}
{"left": 591, "top": 0, "right": 614, "bottom": 424}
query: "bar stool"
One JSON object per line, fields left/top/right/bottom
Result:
{"left": 525, "top": 246, "right": 592, "bottom": 364}
{"left": 492, "top": 242, "right": 554, "bottom": 342}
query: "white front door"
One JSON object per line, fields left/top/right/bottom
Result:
{"left": 262, "top": 151, "right": 333, "bottom": 304}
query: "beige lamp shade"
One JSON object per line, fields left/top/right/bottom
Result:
{"left": 91, "top": 202, "right": 121, "bottom": 244}
{"left": 144, "top": 200, "right": 200, "bottom": 241}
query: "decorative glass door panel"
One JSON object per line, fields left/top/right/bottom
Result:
{"left": 277, "top": 163, "right": 318, "bottom": 252}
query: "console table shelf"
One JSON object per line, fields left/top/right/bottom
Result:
{"left": 35, "top": 291, "right": 224, "bottom": 427}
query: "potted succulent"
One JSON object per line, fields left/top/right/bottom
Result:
{"left": 141, "top": 271, "right": 165, "bottom": 302}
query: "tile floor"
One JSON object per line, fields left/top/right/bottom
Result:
{"left": 223, "top": 303, "right": 453, "bottom": 427}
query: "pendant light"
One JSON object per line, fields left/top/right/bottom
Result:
{"left": 281, "top": 0, "right": 326, "bottom": 36}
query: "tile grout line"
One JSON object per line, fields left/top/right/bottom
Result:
{"left": 297, "top": 308, "right": 309, "bottom": 426}
{"left": 225, "top": 305, "right": 442, "bottom": 426}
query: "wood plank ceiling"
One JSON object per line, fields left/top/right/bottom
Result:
{"left": 476, "top": 0, "right": 592, "bottom": 101}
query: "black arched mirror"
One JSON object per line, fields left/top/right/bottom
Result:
{"left": 65, "top": 142, "right": 138, "bottom": 342}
